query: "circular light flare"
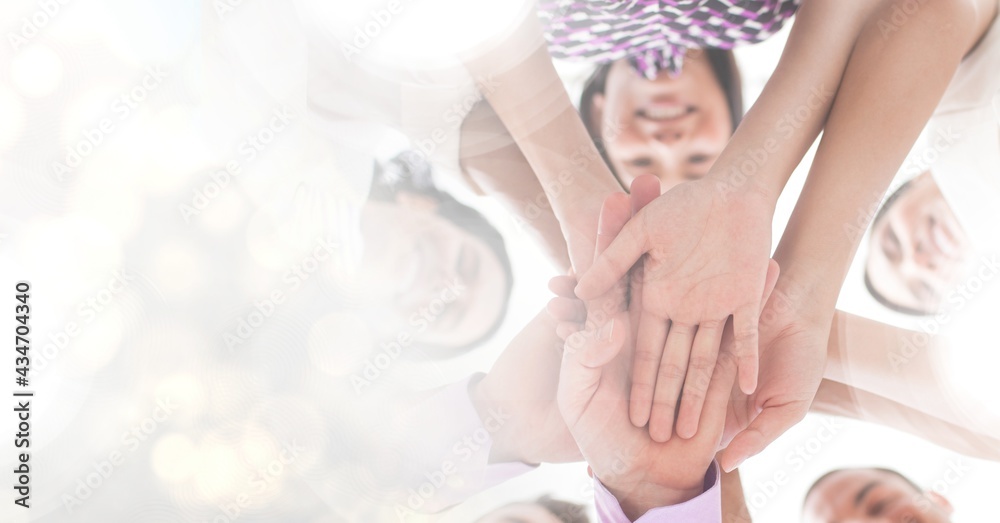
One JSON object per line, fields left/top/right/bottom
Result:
{"left": 151, "top": 433, "right": 198, "bottom": 483}
{"left": 10, "top": 44, "right": 64, "bottom": 98}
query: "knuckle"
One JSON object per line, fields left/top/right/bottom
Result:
{"left": 687, "top": 356, "right": 716, "bottom": 373}
{"left": 657, "top": 363, "right": 686, "bottom": 381}
{"left": 633, "top": 349, "right": 661, "bottom": 365}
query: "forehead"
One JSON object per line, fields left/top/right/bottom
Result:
{"left": 804, "top": 470, "right": 881, "bottom": 521}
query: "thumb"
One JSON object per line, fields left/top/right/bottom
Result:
{"left": 717, "top": 402, "right": 807, "bottom": 472}
{"left": 575, "top": 212, "right": 648, "bottom": 300}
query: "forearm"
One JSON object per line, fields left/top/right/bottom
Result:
{"left": 461, "top": 12, "right": 619, "bottom": 203}
{"left": 812, "top": 379, "right": 1000, "bottom": 462}
{"left": 775, "top": 0, "right": 991, "bottom": 310}
{"left": 461, "top": 12, "right": 620, "bottom": 270}
{"left": 708, "top": 0, "right": 880, "bottom": 203}
{"left": 472, "top": 310, "right": 570, "bottom": 464}
{"left": 721, "top": 468, "right": 752, "bottom": 523}
{"left": 823, "top": 310, "right": 975, "bottom": 429}
{"left": 460, "top": 100, "right": 571, "bottom": 272}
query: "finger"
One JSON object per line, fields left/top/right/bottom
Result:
{"left": 717, "top": 403, "right": 807, "bottom": 473}
{"left": 549, "top": 275, "right": 579, "bottom": 299}
{"left": 574, "top": 211, "right": 648, "bottom": 301}
{"left": 629, "top": 312, "right": 668, "bottom": 428}
{"left": 648, "top": 321, "right": 697, "bottom": 443}
{"left": 697, "top": 348, "right": 740, "bottom": 440}
{"left": 733, "top": 304, "right": 761, "bottom": 395}
{"left": 559, "top": 316, "right": 629, "bottom": 425}
{"left": 547, "top": 296, "right": 587, "bottom": 324}
{"left": 630, "top": 174, "right": 660, "bottom": 212}
{"left": 595, "top": 193, "right": 632, "bottom": 309}
{"left": 596, "top": 193, "right": 631, "bottom": 255}
{"left": 761, "top": 259, "right": 780, "bottom": 310}
{"left": 556, "top": 321, "right": 583, "bottom": 341}
{"left": 675, "top": 320, "right": 727, "bottom": 439}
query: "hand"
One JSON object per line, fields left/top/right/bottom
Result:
{"left": 574, "top": 178, "right": 775, "bottom": 441}
{"left": 718, "top": 279, "right": 829, "bottom": 472}
{"left": 558, "top": 191, "right": 732, "bottom": 520}
{"left": 472, "top": 311, "right": 582, "bottom": 465}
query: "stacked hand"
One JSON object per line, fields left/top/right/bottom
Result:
{"left": 556, "top": 188, "right": 736, "bottom": 519}
{"left": 573, "top": 177, "right": 776, "bottom": 443}
{"left": 553, "top": 176, "right": 826, "bottom": 481}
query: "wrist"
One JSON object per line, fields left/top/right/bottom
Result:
{"left": 705, "top": 158, "right": 783, "bottom": 208}
{"left": 469, "top": 377, "right": 523, "bottom": 464}
{"left": 594, "top": 465, "right": 711, "bottom": 521}
{"left": 600, "top": 471, "right": 705, "bottom": 520}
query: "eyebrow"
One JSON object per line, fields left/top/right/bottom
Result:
{"left": 854, "top": 480, "right": 879, "bottom": 506}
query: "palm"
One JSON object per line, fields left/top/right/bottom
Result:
{"left": 636, "top": 182, "right": 772, "bottom": 327}
{"left": 559, "top": 312, "right": 725, "bottom": 497}
{"left": 720, "top": 300, "right": 829, "bottom": 470}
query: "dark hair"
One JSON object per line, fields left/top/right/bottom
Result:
{"left": 804, "top": 467, "right": 923, "bottom": 509}
{"left": 368, "top": 151, "right": 515, "bottom": 353}
{"left": 862, "top": 178, "right": 934, "bottom": 316}
{"left": 578, "top": 49, "right": 744, "bottom": 185}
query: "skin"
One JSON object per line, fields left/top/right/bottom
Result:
{"left": 358, "top": 193, "right": 508, "bottom": 349}
{"left": 476, "top": 503, "right": 565, "bottom": 523}
{"left": 803, "top": 469, "right": 952, "bottom": 523}
{"left": 592, "top": 51, "right": 733, "bottom": 192}
{"left": 866, "top": 172, "right": 976, "bottom": 313}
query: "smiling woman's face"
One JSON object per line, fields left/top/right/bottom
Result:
{"left": 591, "top": 51, "right": 734, "bottom": 193}
{"left": 358, "top": 194, "right": 509, "bottom": 351}
{"left": 866, "top": 171, "right": 976, "bottom": 313}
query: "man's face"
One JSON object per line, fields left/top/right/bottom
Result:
{"left": 803, "top": 469, "right": 952, "bottom": 523}
{"left": 359, "top": 194, "right": 509, "bottom": 349}
{"left": 866, "top": 172, "right": 976, "bottom": 313}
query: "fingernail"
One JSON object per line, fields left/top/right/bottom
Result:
{"left": 598, "top": 319, "right": 615, "bottom": 342}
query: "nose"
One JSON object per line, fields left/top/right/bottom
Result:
{"left": 910, "top": 238, "right": 939, "bottom": 271}
{"left": 652, "top": 129, "right": 685, "bottom": 144}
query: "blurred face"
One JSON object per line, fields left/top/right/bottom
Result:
{"left": 866, "top": 172, "right": 976, "bottom": 313}
{"left": 804, "top": 469, "right": 952, "bottom": 523}
{"left": 359, "top": 192, "right": 508, "bottom": 349}
{"left": 592, "top": 50, "right": 733, "bottom": 193}
{"left": 476, "top": 502, "right": 564, "bottom": 523}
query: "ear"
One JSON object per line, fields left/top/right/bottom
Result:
{"left": 925, "top": 491, "right": 953, "bottom": 514}
{"left": 394, "top": 192, "right": 439, "bottom": 213}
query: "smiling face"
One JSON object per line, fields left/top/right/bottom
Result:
{"left": 359, "top": 192, "right": 510, "bottom": 350}
{"left": 590, "top": 50, "right": 734, "bottom": 193}
{"left": 804, "top": 468, "right": 952, "bottom": 523}
{"left": 866, "top": 172, "right": 976, "bottom": 314}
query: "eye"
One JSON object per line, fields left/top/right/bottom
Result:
{"left": 884, "top": 229, "right": 902, "bottom": 262}
{"left": 688, "top": 154, "right": 711, "bottom": 164}
{"left": 629, "top": 157, "right": 653, "bottom": 167}
{"left": 867, "top": 499, "right": 888, "bottom": 516}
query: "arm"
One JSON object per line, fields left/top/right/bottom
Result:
{"left": 772, "top": 0, "right": 998, "bottom": 321}
{"left": 459, "top": 99, "right": 571, "bottom": 272}
{"left": 460, "top": 10, "right": 622, "bottom": 271}
{"left": 812, "top": 379, "right": 1000, "bottom": 462}
{"left": 471, "top": 309, "right": 580, "bottom": 465}
{"left": 720, "top": 468, "right": 752, "bottom": 523}
{"left": 823, "top": 310, "right": 989, "bottom": 434}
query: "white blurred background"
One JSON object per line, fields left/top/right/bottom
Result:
{"left": 0, "top": 1, "right": 997, "bottom": 522}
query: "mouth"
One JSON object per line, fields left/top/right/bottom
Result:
{"left": 637, "top": 100, "right": 695, "bottom": 121}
